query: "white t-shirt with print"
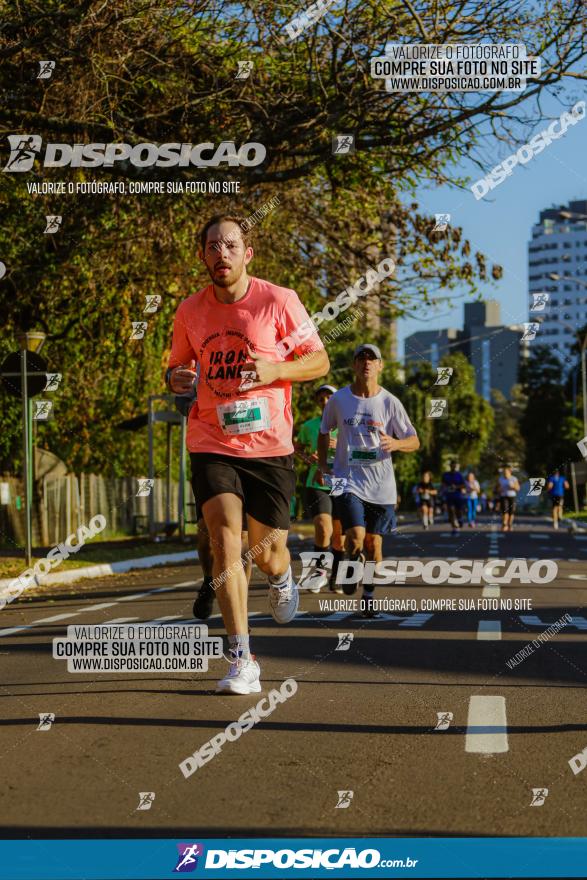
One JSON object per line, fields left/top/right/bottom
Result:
{"left": 320, "top": 386, "right": 416, "bottom": 505}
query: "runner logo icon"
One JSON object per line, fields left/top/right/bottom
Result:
{"left": 3, "top": 135, "right": 42, "bottom": 172}
{"left": 434, "top": 711, "right": 453, "bottom": 730}
{"left": 299, "top": 551, "right": 333, "bottom": 592}
{"left": 174, "top": 843, "right": 204, "bottom": 872}
{"left": 527, "top": 478, "right": 545, "bottom": 496}
{"left": 335, "top": 790, "right": 354, "bottom": 809}
{"left": 336, "top": 633, "right": 354, "bottom": 651}
{"left": 530, "top": 788, "right": 548, "bottom": 806}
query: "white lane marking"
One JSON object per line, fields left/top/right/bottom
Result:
{"left": 0, "top": 611, "right": 82, "bottom": 637}
{"left": 139, "top": 614, "right": 183, "bottom": 624}
{"left": 105, "top": 617, "right": 139, "bottom": 624}
{"left": 249, "top": 610, "right": 310, "bottom": 623}
{"left": 33, "top": 613, "right": 78, "bottom": 623}
{"left": 400, "top": 613, "right": 434, "bottom": 628}
{"left": 0, "top": 585, "right": 182, "bottom": 638}
{"left": 569, "top": 574, "right": 587, "bottom": 580}
{"left": 477, "top": 620, "right": 501, "bottom": 640}
{"left": 520, "top": 614, "right": 587, "bottom": 630}
{"left": 465, "top": 696, "right": 508, "bottom": 753}
{"left": 519, "top": 614, "right": 547, "bottom": 627}
{"left": 359, "top": 613, "right": 402, "bottom": 623}
{"left": 84, "top": 602, "right": 119, "bottom": 612}
{"left": 116, "top": 586, "right": 180, "bottom": 602}
{"left": 482, "top": 584, "right": 500, "bottom": 599}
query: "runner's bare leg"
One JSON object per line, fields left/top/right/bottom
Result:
{"left": 246, "top": 515, "right": 290, "bottom": 577}
{"left": 202, "top": 493, "right": 248, "bottom": 635}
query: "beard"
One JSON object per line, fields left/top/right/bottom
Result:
{"left": 208, "top": 262, "right": 243, "bottom": 288}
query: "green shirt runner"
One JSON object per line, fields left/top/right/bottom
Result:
{"left": 298, "top": 416, "right": 337, "bottom": 491}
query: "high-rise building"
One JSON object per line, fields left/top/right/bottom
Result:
{"left": 404, "top": 300, "right": 526, "bottom": 400}
{"left": 403, "top": 327, "right": 460, "bottom": 368}
{"left": 528, "top": 199, "right": 587, "bottom": 365}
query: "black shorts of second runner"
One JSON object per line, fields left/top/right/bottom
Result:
{"left": 303, "top": 486, "right": 333, "bottom": 519}
{"left": 500, "top": 496, "right": 516, "bottom": 515}
{"left": 190, "top": 452, "right": 295, "bottom": 530}
{"left": 335, "top": 491, "right": 396, "bottom": 535}
{"left": 550, "top": 495, "right": 564, "bottom": 507}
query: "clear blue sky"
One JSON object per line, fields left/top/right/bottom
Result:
{"left": 398, "top": 95, "right": 587, "bottom": 354}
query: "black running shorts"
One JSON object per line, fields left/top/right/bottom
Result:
{"left": 302, "top": 486, "right": 333, "bottom": 519}
{"left": 500, "top": 496, "right": 516, "bottom": 515}
{"left": 190, "top": 452, "right": 295, "bottom": 530}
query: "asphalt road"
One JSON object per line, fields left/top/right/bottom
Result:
{"left": 1, "top": 514, "right": 586, "bottom": 840}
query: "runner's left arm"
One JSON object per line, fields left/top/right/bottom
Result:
{"left": 275, "top": 348, "right": 330, "bottom": 383}
{"left": 277, "top": 289, "right": 330, "bottom": 383}
{"left": 379, "top": 398, "right": 420, "bottom": 453}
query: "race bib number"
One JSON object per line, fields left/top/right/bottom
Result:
{"left": 348, "top": 445, "right": 379, "bottom": 465}
{"left": 216, "top": 398, "right": 270, "bottom": 435}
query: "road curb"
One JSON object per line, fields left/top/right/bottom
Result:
{"left": 0, "top": 550, "right": 197, "bottom": 591}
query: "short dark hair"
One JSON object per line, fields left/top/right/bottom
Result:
{"left": 199, "top": 214, "right": 252, "bottom": 252}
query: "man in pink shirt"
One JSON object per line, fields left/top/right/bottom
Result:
{"left": 167, "top": 215, "right": 330, "bottom": 694}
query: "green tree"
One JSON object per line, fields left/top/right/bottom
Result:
{"left": 0, "top": 0, "right": 583, "bottom": 478}
{"left": 519, "top": 346, "right": 577, "bottom": 474}
{"left": 391, "top": 352, "right": 494, "bottom": 497}
{"left": 478, "top": 386, "right": 526, "bottom": 480}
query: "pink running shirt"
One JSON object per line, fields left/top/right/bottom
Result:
{"left": 168, "top": 277, "right": 324, "bottom": 457}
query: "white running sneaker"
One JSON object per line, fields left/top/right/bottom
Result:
{"left": 268, "top": 571, "right": 299, "bottom": 623}
{"left": 298, "top": 567, "right": 329, "bottom": 593}
{"left": 216, "top": 652, "right": 262, "bottom": 695}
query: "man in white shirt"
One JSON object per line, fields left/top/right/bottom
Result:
{"left": 317, "top": 343, "right": 420, "bottom": 616}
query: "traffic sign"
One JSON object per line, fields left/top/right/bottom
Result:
{"left": 1, "top": 351, "right": 48, "bottom": 397}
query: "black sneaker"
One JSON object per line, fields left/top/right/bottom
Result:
{"left": 342, "top": 553, "right": 365, "bottom": 595}
{"left": 361, "top": 594, "right": 380, "bottom": 619}
{"left": 193, "top": 576, "right": 215, "bottom": 619}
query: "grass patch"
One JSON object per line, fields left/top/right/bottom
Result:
{"left": 0, "top": 536, "right": 196, "bottom": 580}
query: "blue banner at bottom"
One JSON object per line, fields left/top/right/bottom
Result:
{"left": 0, "top": 837, "right": 585, "bottom": 879}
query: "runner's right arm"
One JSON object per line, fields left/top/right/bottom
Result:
{"left": 166, "top": 304, "right": 198, "bottom": 393}
{"left": 317, "top": 396, "right": 337, "bottom": 473}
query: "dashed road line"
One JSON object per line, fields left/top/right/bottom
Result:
{"left": 465, "top": 695, "right": 508, "bottom": 753}
{"left": 321, "top": 611, "right": 355, "bottom": 622}
{"left": 482, "top": 584, "right": 500, "bottom": 599}
{"left": 0, "top": 585, "right": 182, "bottom": 638}
{"left": 399, "top": 613, "right": 434, "bottom": 628}
{"left": 477, "top": 620, "right": 501, "bottom": 640}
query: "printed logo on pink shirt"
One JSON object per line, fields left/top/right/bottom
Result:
{"left": 200, "top": 328, "right": 256, "bottom": 399}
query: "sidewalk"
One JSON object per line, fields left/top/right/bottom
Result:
{"left": 0, "top": 526, "right": 315, "bottom": 593}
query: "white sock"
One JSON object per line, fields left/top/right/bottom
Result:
{"left": 228, "top": 634, "right": 251, "bottom": 659}
{"left": 268, "top": 566, "right": 291, "bottom": 589}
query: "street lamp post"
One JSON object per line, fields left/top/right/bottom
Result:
{"left": 16, "top": 332, "right": 46, "bottom": 566}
